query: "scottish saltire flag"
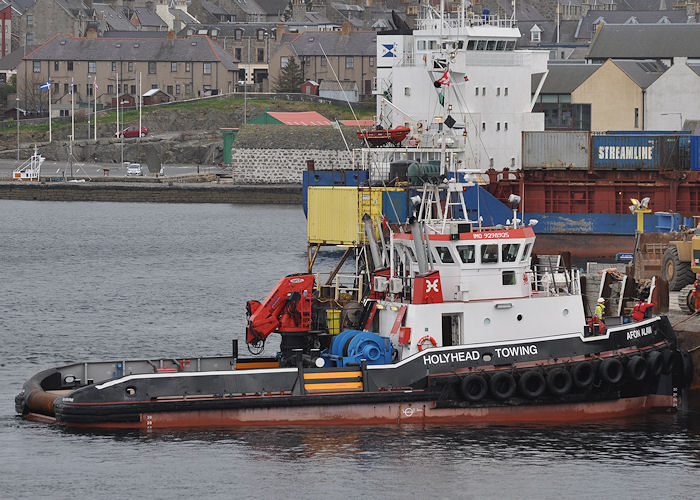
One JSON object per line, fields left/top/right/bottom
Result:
{"left": 93, "top": 78, "right": 98, "bottom": 91}
{"left": 40, "top": 80, "right": 51, "bottom": 90}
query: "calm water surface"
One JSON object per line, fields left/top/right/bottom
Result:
{"left": 1, "top": 200, "right": 699, "bottom": 499}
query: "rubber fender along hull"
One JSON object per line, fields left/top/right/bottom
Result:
{"left": 54, "top": 395, "right": 676, "bottom": 430}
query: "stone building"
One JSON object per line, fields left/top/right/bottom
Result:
{"left": 18, "top": 32, "right": 237, "bottom": 112}
{"left": 269, "top": 23, "right": 376, "bottom": 98}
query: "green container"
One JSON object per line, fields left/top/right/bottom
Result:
{"left": 219, "top": 128, "right": 239, "bottom": 164}
{"left": 407, "top": 161, "right": 442, "bottom": 185}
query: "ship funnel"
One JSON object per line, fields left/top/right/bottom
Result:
{"left": 409, "top": 216, "right": 429, "bottom": 274}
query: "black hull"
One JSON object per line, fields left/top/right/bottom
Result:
{"left": 17, "top": 316, "right": 694, "bottom": 429}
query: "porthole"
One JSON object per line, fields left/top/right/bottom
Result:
{"left": 517, "top": 314, "right": 523, "bottom": 321}
{"left": 126, "top": 386, "right": 136, "bottom": 396}
{"left": 64, "top": 375, "right": 75, "bottom": 384}
{"left": 563, "top": 309, "right": 569, "bottom": 316}
{"left": 484, "top": 318, "right": 491, "bottom": 326}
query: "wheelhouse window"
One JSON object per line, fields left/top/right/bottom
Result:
{"left": 521, "top": 243, "right": 532, "bottom": 261}
{"left": 457, "top": 245, "right": 476, "bottom": 263}
{"left": 434, "top": 246, "right": 454, "bottom": 264}
{"left": 502, "top": 244, "right": 520, "bottom": 263}
{"left": 481, "top": 244, "right": 499, "bottom": 263}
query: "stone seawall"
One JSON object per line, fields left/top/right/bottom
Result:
{"left": 0, "top": 182, "right": 302, "bottom": 204}
{"left": 231, "top": 148, "right": 353, "bottom": 184}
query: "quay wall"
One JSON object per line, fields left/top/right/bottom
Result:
{"left": 0, "top": 182, "right": 302, "bottom": 204}
{"left": 230, "top": 148, "right": 353, "bottom": 184}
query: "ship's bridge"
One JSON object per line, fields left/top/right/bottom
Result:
{"left": 393, "top": 227, "right": 537, "bottom": 302}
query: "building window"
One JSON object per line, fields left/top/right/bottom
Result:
{"left": 345, "top": 56, "right": 354, "bottom": 69}
{"left": 203, "top": 63, "right": 212, "bottom": 75}
{"left": 417, "top": 40, "right": 426, "bottom": 50}
{"left": 131, "top": 85, "right": 136, "bottom": 94}
{"left": 634, "top": 108, "right": 639, "bottom": 128}
{"left": 257, "top": 29, "right": 264, "bottom": 41}
{"left": 26, "top": 33, "right": 34, "bottom": 44}
{"left": 67, "top": 61, "right": 73, "bottom": 71}
{"left": 107, "top": 84, "right": 114, "bottom": 94}
{"left": 54, "top": 61, "right": 59, "bottom": 71}
{"left": 482, "top": 87, "right": 486, "bottom": 96}
{"left": 149, "top": 62, "right": 156, "bottom": 74}
{"left": 112, "top": 61, "right": 117, "bottom": 71}
{"left": 280, "top": 56, "right": 289, "bottom": 68}
{"left": 186, "top": 62, "right": 191, "bottom": 72}
{"left": 64, "top": 83, "right": 68, "bottom": 94}
{"left": 33, "top": 61, "right": 40, "bottom": 73}
{"left": 369, "top": 56, "right": 374, "bottom": 67}
{"left": 27, "top": 15, "right": 33, "bottom": 27}
{"left": 152, "top": 84, "right": 157, "bottom": 89}
{"left": 504, "top": 87, "right": 508, "bottom": 96}
{"left": 475, "top": 87, "right": 479, "bottom": 96}
{"left": 235, "top": 29, "right": 242, "bottom": 40}
{"left": 185, "top": 83, "right": 192, "bottom": 95}
{"left": 128, "top": 62, "right": 133, "bottom": 72}
{"left": 404, "top": 87, "right": 411, "bottom": 96}
{"left": 497, "top": 87, "right": 500, "bottom": 96}
{"left": 257, "top": 48, "right": 264, "bottom": 62}
{"left": 53, "top": 82, "right": 58, "bottom": 93}
{"left": 88, "top": 61, "right": 96, "bottom": 73}
{"left": 171, "top": 62, "right": 177, "bottom": 72}
{"left": 87, "top": 85, "right": 93, "bottom": 96}
{"left": 235, "top": 48, "right": 241, "bottom": 60}
{"left": 167, "top": 85, "right": 173, "bottom": 94}
{"left": 176, "top": 84, "right": 181, "bottom": 95}
{"left": 531, "top": 29, "right": 541, "bottom": 42}
{"left": 321, "top": 58, "right": 327, "bottom": 67}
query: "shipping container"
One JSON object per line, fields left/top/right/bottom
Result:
{"left": 302, "top": 169, "right": 369, "bottom": 216}
{"left": 604, "top": 130, "right": 691, "bottom": 135}
{"left": 308, "top": 187, "right": 397, "bottom": 245}
{"left": 522, "top": 131, "right": 590, "bottom": 170}
{"left": 691, "top": 135, "right": 700, "bottom": 171}
{"left": 589, "top": 134, "right": 690, "bottom": 170}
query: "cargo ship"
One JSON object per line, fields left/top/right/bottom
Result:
{"left": 306, "top": 4, "right": 700, "bottom": 258}
{"left": 14, "top": 179, "right": 694, "bottom": 429}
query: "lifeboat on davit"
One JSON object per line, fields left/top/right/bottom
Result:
{"left": 14, "top": 179, "right": 694, "bottom": 430}
{"left": 357, "top": 126, "right": 411, "bottom": 147}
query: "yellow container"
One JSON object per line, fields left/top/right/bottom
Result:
{"left": 307, "top": 186, "right": 401, "bottom": 246}
{"left": 326, "top": 309, "right": 341, "bottom": 335}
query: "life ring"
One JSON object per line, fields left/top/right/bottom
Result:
{"left": 408, "top": 136, "right": 419, "bottom": 147}
{"left": 417, "top": 335, "right": 437, "bottom": 351}
{"left": 546, "top": 367, "right": 572, "bottom": 396}
{"left": 460, "top": 373, "right": 488, "bottom": 401}
{"left": 517, "top": 369, "right": 546, "bottom": 399}
{"left": 626, "top": 355, "right": 647, "bottom": 382}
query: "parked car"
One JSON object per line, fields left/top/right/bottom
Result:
{"left": 115, "top": 126, "right": 148, "bottom": 138}
{"left": 126, "top": 163, "right": 143, "bottom": 176}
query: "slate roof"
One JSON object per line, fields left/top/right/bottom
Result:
{"left": 169, "top": 8, "right": 197, "bottom": 24}
{"left": 0, "top": 45, "right": 38, "bottom": 70}
{"left": 101, "top": 30, "right": 168, "bottom": 38}
{"left": 287, "top": 30, "right": 377, "bottom": 57}
{"left": 617, "top": 0, "right": 674, "bottom": 10}
{"left": 576, "top": 10, "right": 688, "bottom": 40}
{"left": 7, "top": 0, "right": 35, "bottom": 12}
{"left": 533, "top": 63, "right": 600, "bottom": 93}
{"left": 516, "top": 20, "right": 580, "bottom": 47}
{"left": 132, "top": 7, "right": 167, "bottom": 28}
{"left": 93, "top": 3, "right": 136, "bottom": 31}
{"left": 612, "top": 59, "right": 667, "bottom": 88}
{"left": 232, "top": 0, "right": 266, "bottom": 16}
{"left": 26, "top": 34, "right": 238, "bottom": 71}
{"left": 254, "top": 0, "right": 287, "bottom": 16}
{"left": 587, "top": 24, "right": 700, "bottom": 59}
{"left": 201, "top": 0, "right": 230, "bottom": 16}
{"left": 494, "top": 0, "right": 544, "bottom": 22}
{"left": 55, "top": 0, "right": 90, "bottom": 18}
{"left": 179, "top": 22, "right": 276, "bottom": 38}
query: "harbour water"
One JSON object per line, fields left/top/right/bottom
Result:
{"left": 1, "top": 200, "right": 699, "bottom": 499}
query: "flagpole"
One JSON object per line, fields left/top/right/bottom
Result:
{"left": 71, "top": 79, "right": 75, "bottom": 145}
{"left": 48, "top": 83, "right": 52, "bottom": 143}
{"left": 116, "top": 73, "right": 119, "bottom": 137}
{"left": 94, "top": 78, "right": 97, "bottom": 142}
{"left": 138, "top": 72, "right": 142, "bottom": 139}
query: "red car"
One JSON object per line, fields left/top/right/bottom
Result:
{"left": 115, "top": 126, "right": 148, "bottom": 138}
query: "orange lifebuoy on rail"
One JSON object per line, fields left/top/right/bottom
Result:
{"left": 408, "top": 136, "right": 419, "bottom": 147}
{"left": 417, "top": 335, "right": 437, "bottom": 351}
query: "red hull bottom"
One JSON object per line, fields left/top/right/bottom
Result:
{"left": 31, "top": 395, "right": 676, "bottom": 430}
{"left": 534, "top": 234, "right": 634, "bottom": 259}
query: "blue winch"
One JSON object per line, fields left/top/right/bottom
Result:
{"left": 322, "top": 329, "right": 394, "bottom": 367}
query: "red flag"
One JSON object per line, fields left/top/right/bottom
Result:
{"left": 436, "top": 67, "right": 450, "bottom": 86}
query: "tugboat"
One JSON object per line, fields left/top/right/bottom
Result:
{"left": 15, "top": 175, "right": 694, "bottom": 429}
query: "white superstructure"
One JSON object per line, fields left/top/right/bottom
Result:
{"left": 375, "top": 4, "right": 548, "bottom": 173}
